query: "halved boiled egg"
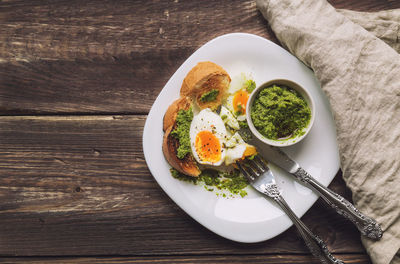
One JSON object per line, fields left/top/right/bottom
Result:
{"left": 225, "top": 74, "right": 255, "bottom": 121}
{"left": 190, "top": 108, "right": 227, "bottom": 166}
{"left": 226, "top": 90, "right": 249, "bottom": 121}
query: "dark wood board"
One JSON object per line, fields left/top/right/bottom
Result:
{"left": 1, "top": 0, "right": 396, "bottom": 262}
{"left": 0, "top": 116, "right": 365, "bottom": 257}
{"left": 0, "top": 254, "right": 372, "bottom": 264}
{"left": 1, "top": 0, "right": 399, "bottom": 115}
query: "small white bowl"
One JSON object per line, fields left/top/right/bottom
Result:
{"left": 246, "top": 79, "right": 315, "bottom": 147}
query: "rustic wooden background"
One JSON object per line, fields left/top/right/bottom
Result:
{"left": 1, "top": 0, "right": 399, "bottom": 263}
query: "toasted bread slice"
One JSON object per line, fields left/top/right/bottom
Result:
{"left": 163, "top": 97, "right": 192, "bottom": 132}
{"left": 180, "top": 61, "right": 231, "bottom": 110}
{"left": 162, "top": 97, "right": 201, "bottom": 177}
{"left": 163, "top": 126, "right": 201, "bottom": 177}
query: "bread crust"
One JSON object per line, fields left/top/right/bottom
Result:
{"left": 163, "top": 97, "right": 192, "bottom": 132}
{"left": 162, "top": 96, "right": 200, "bottom": 177}
{"left": 180, "top": 61, "right": 231, "bottom": 110}
{"left": 162, "top": 126, "right": 201, "bottom": 177}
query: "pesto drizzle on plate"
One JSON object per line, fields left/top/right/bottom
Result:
{"left": 170, "top": 168, "right": 248, "bottom": 198}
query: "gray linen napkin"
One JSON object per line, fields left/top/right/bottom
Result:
{"left": 337, "top": 9, "right": 400, "bottom": 53}
{"left": 256, "top": 1, "right": 400, "bottom": 263}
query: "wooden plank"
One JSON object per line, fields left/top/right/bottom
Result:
{"left": 1, "top": 0, "right": 399, "bottom": 114}
{"left": 0, "top": 0, "right": 269, "bottom": 114}
{"left": 0, "top": 254, "right": 372, "bottom": 264}
{"left": 0, "top": 50, "right": 191, "bottom": 114}
{"left": 0, "top": 116, "right": 366, "bottom": 256}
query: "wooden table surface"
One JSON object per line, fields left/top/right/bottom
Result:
{"left": 1, "top": 0, "right": 398, "bottom": 263}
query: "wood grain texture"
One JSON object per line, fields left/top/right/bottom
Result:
{"left": 1, "top": 0, "right": 399, "bottom": 114}
{"left": 0, "top": 0, "right": 395, "bottom": 262}
{"left": 0, "top": 116, "right": 367, "bottom": 258}
{"left": 0, "top": 254, "right": 372, "bottom": 264}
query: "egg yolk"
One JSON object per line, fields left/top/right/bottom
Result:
{"left": 243, "top": 145, "right": 257, "bottom": 158}
{"left": 195, "top": 130, "right": 221, "bottom": 163}
{"left": 233, "top": 90, "right": 249, "bottom": 115}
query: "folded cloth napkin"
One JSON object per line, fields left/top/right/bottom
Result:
{"left": 256, "top": 1, "right": 400, "bottom": 263}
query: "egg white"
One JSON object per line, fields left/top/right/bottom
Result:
{"left": 220, "top": 105, "right": 240, "bottom": 130}
{"left": 189, "top": 108, "right": 227, "bottom": 166}
{"left": 225, "top": 144, "right": 247, "bottom": 165}
{"left": 228, "top": 73, "right": 249, "bottom": 94}
{"left": 224, "top": 73, "right": 254, "bottom": 122}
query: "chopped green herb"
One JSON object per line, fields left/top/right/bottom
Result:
{"left": 170, "top": 168, "right": 248, "bottom": 198}
{"left": 200, "top": 89, "right": 219, "bottom": 102}
{"left": 245, "top": 79, "right": 256, "bottom": 93}
{"left": 238, "top": 127, "right": 252, "bottom": 142}
{"left": 247, "top": 154, "right": 256, "bottom": 160}
{"left": 170, "top": 168, "right": 198, "bottom": 183}
{"left": 171, "top": 108, "right": 193, "bottom": 159}
{"left": 238, "top": 120, "right": 249, "bottom": 128}
{"left": 199, "top": 169, "right": 221, "bottom": 186}
{"left": 219, "top": 170, "right": 239, "bottom": 179}
{"left": 220, "top": 174, "right": 248, "bottom": 196}
{"left": 204, "top": 186, "right": 214, "bottom": 192}
{"left": 235, "top": 104, "right": 243, "bottom": 116}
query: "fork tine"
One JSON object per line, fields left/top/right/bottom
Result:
{"left": 236, "top": 160, "right": 250, "bottom": 178}
{"left": 236, "top": 160, "right": 253, "bottom": 181}
{"left": 253, "top": 155, "right": 268, "bottom": 171}
{"left": 248, "top": 157, "right": 264, "bottom": 175}
{"left": 237, "top": 157, "right": 263, "bottom": 182}
{"left": 245, "top": 160, "right": 262, "bottom": 177}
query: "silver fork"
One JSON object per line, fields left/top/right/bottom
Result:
{"left": 237, "top": 156, "right": 345, "bottom": 264}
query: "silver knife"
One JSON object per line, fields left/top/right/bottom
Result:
{"left": 241, "top": 129, "right": 383, "bottom": 240}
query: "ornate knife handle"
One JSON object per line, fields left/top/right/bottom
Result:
{"left": 293, "top": 168, "right": 382, "bottom": 240}
{"left": 273, "top": 194, "right": 344, "bottom": 264}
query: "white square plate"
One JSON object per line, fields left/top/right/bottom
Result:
{"left": 143, "top": 33, "right": 340, "bottom": 243}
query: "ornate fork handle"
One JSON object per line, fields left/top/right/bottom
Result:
{"left": 293, "top": 168, "right": 382, "bottom": 240}
{"left": 263, "top": 185, "right": 344, "bottom": 264}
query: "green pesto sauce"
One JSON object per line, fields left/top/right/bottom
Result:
{"left": 238, "top": 120, "right": 249, "bottom": 129}
{"left": 170, "top": 168, "right": 197, "bottom": 183}
{"left": 170, "top": 168, "right": 248, "bottom": 198}
{"left": 200, "top": 89, "right": 219, "bottom": 102}
{"left": 237, "top": 121, "right": 253, "bottom": 142}
{"left": 170, "top": 108, "right": 193, "bottom": 159}
{"left": 245, "top": 79, "right": 256, "bottom": 93}
{"left": 235, "top": 104, "right": 244, "bottom": 116}
{"left": 250, "top": 84, "right": 311, "bottom": 140}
